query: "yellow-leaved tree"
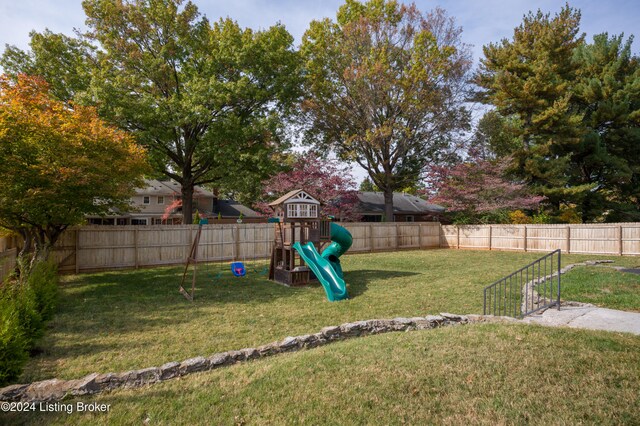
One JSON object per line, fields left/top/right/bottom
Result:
{"left": 0, "top": 74, "right": 148, "bottom": 275}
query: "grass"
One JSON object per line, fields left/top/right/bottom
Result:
{"left": 561, "top": 266, "right": 640, "bottom": 311}
{"left": 19, "top": 249, "right": 639, "bottom": 383}
{"left": 7, "top": 323, "right": 640, "bottom": 425}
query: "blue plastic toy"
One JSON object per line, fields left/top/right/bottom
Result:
{"left": 231, "top": 261, "right": 246, "bottom": 277}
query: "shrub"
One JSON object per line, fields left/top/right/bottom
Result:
{"left": 0, "top": 278, "right": 43, "bottom": 347}
{"left": 509, "top": 210, "right": 532, "bottom": 224}
{"left": 26, "top": 260, "right": 59, "bottom": 321}
{"left": 0, "top": 294, "right": 29, "bottom": 385}
{"left": 0, "top": 260, "right": 59, "bottom": 385}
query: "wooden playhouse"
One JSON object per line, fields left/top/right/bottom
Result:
{"left": 268, "top": 190, "right": 331, "bottom": 286}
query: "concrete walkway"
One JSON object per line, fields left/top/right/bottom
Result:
{"left": 523, "top": 304, "right": 640, "bottom": 335}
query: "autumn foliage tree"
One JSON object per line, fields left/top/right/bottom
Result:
{"left": 426, "top": 155, "right": 544, "bottom": 224}
{"left": 0, "top": 75, "right": 148, "bottom": 272}
{"left": 255, "top": 153, "right": 360, "bottom": 221}
{"left": 301, "top": 0, "right": 471, "bottom": 221}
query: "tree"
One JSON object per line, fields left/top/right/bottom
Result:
{"left": 0, "top": 75, "right": 148, "bottom": 272}
{"left": 255, "top": 153, "right": 361, "bottom": 221}
{"left": 475, "top": 5, "right": 585, "bottom": 209}
{"left": 1, "top": 29, "right": 94, "bottom": 102}
{"left": 471, "top": 110, "right": 522, "bottom": 160}
{"left": 359, "top": 177, "right": 379, "bottom": 192}
{"left": 82, "top": 0, "right": 301, "bottom": 223}
{"left": 301, "top": 0, "right": 471, "bottom": 221}
{"left": 476, "top": 5, "right": 640, "bottom": 222}
{"left": 425, "top": 155, "right": 544, "bottom": 224}
{"left": 570, "top": 33, "right": 640, "bottom": 222}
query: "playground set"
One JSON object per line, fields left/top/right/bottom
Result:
{"left": 179, "top": 189, "right": 352, "bottom": 302}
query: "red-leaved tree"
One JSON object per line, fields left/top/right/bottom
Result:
{"left": 425, "top": 156, "right": 544, "bottom": 223}
{"left": 255, "top": 153, "right": 360, "bottom": 221}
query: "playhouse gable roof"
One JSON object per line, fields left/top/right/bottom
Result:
{"left": 268, "top": 189, "right": 320, "bottom": 206}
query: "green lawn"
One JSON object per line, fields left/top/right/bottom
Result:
{"left": 561, "top": 266, "right": 640, "bottom": 311}
{"left": 7, "top": 323, "right": 640, "bottom": 425}
{"left": 20, "top": 249, "right": 639, "bottom": 383}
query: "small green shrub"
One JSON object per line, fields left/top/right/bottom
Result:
{"left": 0, "top": 295, "right": 29, "bottom": 385}
{"left": 0, "top": 260, "right": 59, "bottom": 385}
{"left": 26, "top": 260, "right": 59, "bottom": 321}
{"left": 0, "top": 280, "right": 43, "bottom": 348}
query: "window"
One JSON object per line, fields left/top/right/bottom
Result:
{"left": 143, "top": 196, "right": 150, "bottom": 205}
{"left": 157, "top": 196, "right": 164, "bottom": 204}
{"left": 131, "top": 218, "right": 148, "bottom": 225}
{"left": 287, "top": 203, "right": 318, "bottom": 218}
{"left": 405, "top": 216, "right": 414, "bottom": 222}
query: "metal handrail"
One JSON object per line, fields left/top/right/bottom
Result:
{"left": 483, "top": 249, "right": 561, "bottom": 318}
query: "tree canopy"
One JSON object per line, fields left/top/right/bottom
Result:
{"left": 475, "top": 5, "right": 640, "bottom": 222}
{"left": 425, "top": 154, "right": 544, "bottom": 224}
{"left": 0, "top": 74, "right": 148, "bottom": 268}
{"left": 78, "top": 0, "right": 302, "bottom": 223}
{"left": 1, "top": 29, "right": 94, "bottom": 103}
{"left": 255, "top": 153, "right": 360, "bottom": 221}
{"left": 300, "top": 0, "right": 471, "bottom": 222}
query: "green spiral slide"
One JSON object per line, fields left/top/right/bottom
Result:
{"left": 292, "top": 223, "right": 353, "bottom": 302}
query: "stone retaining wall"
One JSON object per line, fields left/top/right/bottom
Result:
{"left": 0, "top": 314, "right": 518, "bottom": 403}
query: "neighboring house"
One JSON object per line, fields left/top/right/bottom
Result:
{"left": 86, "top": 179, "right": 262, "bottom": 225}
{"left": 356, "top": 192, "right": 445, "bottom": 222}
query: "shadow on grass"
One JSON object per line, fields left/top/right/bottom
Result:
{"left": 346, "top": 269, "right": 421, "bottom": 299}
{"left": 55, "top": 266, "right": 422, "bottom": 332}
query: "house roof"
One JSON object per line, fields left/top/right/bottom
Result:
{"left": 212, "top": 199, "right": 262, "bottom": 218}
{"left": 357, "top": 192, "right": 445, "bottom": 215}
{"left": 268, "top": 189, "right": 320, "bottom": 206}
{"left": 134, "top": 179, "right": 214, "bottom": 198}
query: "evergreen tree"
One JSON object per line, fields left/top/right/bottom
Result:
{"left": 570, "top": 33, "right": 640, "bottom": 221}
{"left": 475, "top": 5, "right": 586, "bottom": 209}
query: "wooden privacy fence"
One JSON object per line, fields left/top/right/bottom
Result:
{"left": 2, "top": 222, "right": 640, "bottom": 275}
{"left": 46, "top": 222, "right": 442, "bottom": 273}
{"left": 0, "top": 248, "right": 17, "bottom": 283}
{"left": 441, "top": 223, "right": 640, "bottom": 256}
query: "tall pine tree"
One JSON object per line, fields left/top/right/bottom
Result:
{"left": 475, "top": 5, "right": 586, "bottom": 211}
{"left": 570, "top": 33, "right": 640, "bottom": 221}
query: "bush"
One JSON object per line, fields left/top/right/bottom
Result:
{"left": 0, "top": 295, "right": 29, "bottom": 385}
{"left": 0, "top": 260, "right": 59, "bottom": 385}
{"left": 10, "top": 283, "right": 44, "bottom": 347}
{"left": 26, "top": 260, "right": 59, "bottom": 321}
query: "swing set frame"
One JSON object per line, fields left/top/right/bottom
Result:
{"left": 179, "top": 222, "right": 271, "bottom": 301}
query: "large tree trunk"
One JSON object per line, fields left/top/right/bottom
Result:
{"left": 181, "top": 182, "right": 195, "bottom": 225}
{"left": 383, "top": 188, "right": 394, "bottom": 222}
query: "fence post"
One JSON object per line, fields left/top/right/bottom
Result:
{"left": 456, "top": 225, "right": 460, "bottom": 249}
{"left": 523, "top": 226, "right": 528, "bottom": 252}
{"left": 75, "top": 229, "right": 80, "bottom": 274}
{"left": 418, "top": 223, "right": 423, "bottom": 249}
{"left": 369, "top": 224, "right": 374, "bottom": 252}
{"left": 395, "top": 223, "right": 400, "bottom": 249}
{"left": 134, "top": 228, "right": 139, "bottom": 269}
{"left": 618, "top": 225, "right": 623, "bottom": 256}
{"left": 566, "top": 226, "right": 571, "bottom": 254}
{"left": 488, "top": 225, "right": 493, "bottom": 250}
{"left": 186, "top": 226, "right": 192, "bottom": 261}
